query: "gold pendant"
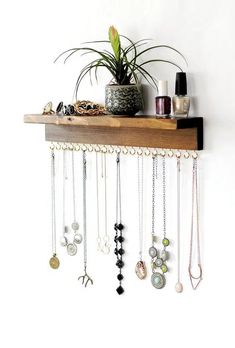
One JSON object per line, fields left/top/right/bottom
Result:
{"left": 49, "top": 254, "right": 60, "bottom": 269}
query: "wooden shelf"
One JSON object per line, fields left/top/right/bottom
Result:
{"left": 24, "top": 114, "right": 203, "bottom": 150}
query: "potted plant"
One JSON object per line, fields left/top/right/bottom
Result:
{"left": 55, "top": 26, "right": 186, "bottom": 115}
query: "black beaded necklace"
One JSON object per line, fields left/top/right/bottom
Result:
{"left": 114, "top": 153, "right": 125, "bottom": 295}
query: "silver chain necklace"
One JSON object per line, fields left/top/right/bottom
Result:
{"left": 188, "top": 157, "right": 202, "bottom": 290}
{"left": 78, "top": 151, "right": 93, "bottom": 287}
{"left": 135, "top": 155, "right": 147, "bottom": 280}
{"left": 149, "top": 155, "right": 169, "bottom": 289}
{"left": 175, "top": 156, "right": 183, "bottom": 293}
{"left": 49, "top": 148, "right": 60, "bottom": 269}
{"left": 96, "top": 152, "right": 110, "bottom": 254}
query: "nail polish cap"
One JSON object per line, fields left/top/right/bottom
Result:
{"left": 158, "top": 80, "right": 168, "bottom": 96}
{"left": 175, "top": 72, "right": 187, "bottom": 96}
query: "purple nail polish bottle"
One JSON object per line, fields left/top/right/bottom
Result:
{"left": 155, "top": 80, "right": 171, "bottom": 117}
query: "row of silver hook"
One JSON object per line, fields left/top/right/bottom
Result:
{"left": 50, "top": 142, "right": 198, "bottom": 159}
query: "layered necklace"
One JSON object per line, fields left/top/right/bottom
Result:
{"left": 135, "top": 155, "right": 147, "bottom": 279}
{"left": 188, "top": 156, "right": 202, "bottom": 290}
{"left": 114, "top": 153, "right": 125, "bottom": 295}
{"left": 49, "top": 147, "right": 60, "bottom": 269}
{"left": 149, "top": 155, "right": 169, "bottom": 289}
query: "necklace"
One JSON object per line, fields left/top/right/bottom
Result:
{"left": 96, "top": 152, "right": 110, "bottom": 254}
{"left": 175, "top": 156, "right": 183, "bottom": 293}
{"left": 70, "top": 150, "right": 83, "bottom": 246}
{"left": 135, "top": 155, "right": 147, "bottom": 279}
{"left": 60, "top": 148, "right": 69, "bottom": 248}
{"left": 61, "top": 150, "right": 82, "bottom": 256}
{"left": 114, "top": 153, "right": 125, "bottom": 295}
{"left": 101, "top": 153, "right": 110, "bottom": 254}
{"left": 49, "top": 148, "right": 60, "bottom": 269}
{"left": 78, "top": 151, "right": 93, "bottom": 287}
{"left": 96, "top": 152, "right": 101, "bottom": 252}
{"left": 188, "top": 156, "right": 202, "bottom": 290}
{"left": 149, "top": 155, "right": 169, "bottom": 289}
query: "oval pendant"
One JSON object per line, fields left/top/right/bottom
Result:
{"left": 49, "top": 254, "right": 60, "bottom": 269}
{"left": 135, "top": 261, "right": 147, "bottom": 280}
{"left": 67, "top": 243, "right": 77, "bottom": 256}
{"left": 175, "top": 282, "right": 183, "bottom": 293}
{"left": 151, "top": 272, "right": 165, "bottom": 289}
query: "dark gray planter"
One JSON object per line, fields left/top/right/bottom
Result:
{"left": 105, "top": 84, "right": 143, "bottom": 115}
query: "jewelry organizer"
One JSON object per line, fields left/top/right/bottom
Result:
{"left": 24, "top": 115, "right": 203, "bottom": 150}
{"left": 24, "top": 114, "right": 204, "bottom": 293}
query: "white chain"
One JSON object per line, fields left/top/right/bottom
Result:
{"left": 189, "top": 158, "right": 202, "bottom": 290}
{"left": 83, "top": 151, "right": 87, "bottom": 265}
{"left": 51, "top": 149, "right": 56, "bottom": 255}
{"left": 138, "top": 156, "right": 144, "bottom": 260}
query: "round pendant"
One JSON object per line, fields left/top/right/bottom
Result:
{"left": 60, "top": 236, "right": 68, "bottom": 247}
{"left": 149, "top": 246, "right": 157, "bottom": 258}
{"left": 162, "top": 238, "right": 170, "bottom": 247}
{"left": 74, "top": 233, "right": 83, "bottom": 244}
{"left": 71, "top": 222, "right": 79, "bottom": 231}
{"left": 151, "top": 272, "right": 166, "bottom": 289}
{"left": 135, "top": 261, "right": 147, "bottom": 280}
{"left": 67, "top": 243, "right": 77, "bottom": 256}
{"left": 49, "top": 254, "right": 60, "bottom": 269}
{"left": 155, "top": 258, "right": 163, "bottom": 267}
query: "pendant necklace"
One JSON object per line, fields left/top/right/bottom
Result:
{"left": 114, "top": 153, "right": 125, "bottom": 295}
{"left": 49, "top": 147, "right": 60, "bottom": 269}
{"left": 175, "top": 155, "right": 183, "bottom": 293}
{"left": 135, "top": 155, "right": 147, "bottom": 279}
{"left": 188, "top": 156, "right": 202, "bottom": 290}
{"left": 78, "top": 151, "right": 93, "bottom": 287}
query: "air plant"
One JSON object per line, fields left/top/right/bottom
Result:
{"left": 55, "top": 26, "right": 186, "bottom": 99}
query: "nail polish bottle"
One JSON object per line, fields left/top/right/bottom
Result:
{"left": 172, "top": 72, "right": 190, "bottom": 118}
{"left": 155, "top": 80, "right": 171, "bottom": 117}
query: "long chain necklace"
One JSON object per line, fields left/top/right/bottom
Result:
{"left": 149, "top": 155, "right": 169, "bottom": 289}
{"left": 101, "top": 153, "right": 110, "bottom": 254}
{"left": 188, "top": 157, "right": 202, "bottom": 290}
{"left": 78, "top": 151, "right": 93, "bottom": 287}
{"left": 135, "top": 155, "right": 147, "bottom": 279}
{"left": 175, "top": 156, "right": 183, "bottom": 293}
{"left": 96, "top": 152, "right": 110, "bottom": 254}
{"left": 114, "top": 153, "right": 125, "bottom": 295}
{"left": 70, "top": 150, "right": 83, "bottom": 246}
{"left": 49, "top": 148, "right": 60, "bottom": 269}
{"left": 96, "top": 152, "right": 101, "bottom": 251}
{"left": 60, "top": 149, "right": 68, "bottom": 248}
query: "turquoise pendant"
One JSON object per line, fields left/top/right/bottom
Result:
{"left": 151, "top": 272, "right": 166, "bottom": 289}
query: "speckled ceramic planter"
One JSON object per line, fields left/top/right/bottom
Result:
{"left": 105, "top": 84, "right": 143, "bottom": 115}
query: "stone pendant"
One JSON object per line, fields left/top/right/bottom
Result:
{"left": 135, "top": 261, "right": 147, "bottom": 280}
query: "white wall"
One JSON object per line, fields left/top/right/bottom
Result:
{"left": 0, "top": 0, "right": 235, "bottom": 347}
